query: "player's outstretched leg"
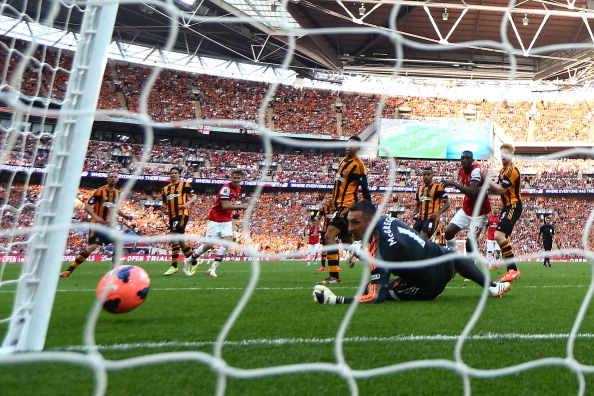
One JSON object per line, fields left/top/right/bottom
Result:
{"left": 61, "top": 248, "right": 93, "bottom": 277}
{"left": 164, "top": 244, "right": 181, "bottom": 276}
{"left": 206, "top": 246, "right": 227, "bottom": 277}
{"left": 317, "top": 249, "right": 341, "bottom": 284}
{"left": 454, "top": 258, "right": 511, "bottom": 298}
{"left": 498, "top": 239, "right": 520, "bottom": 282}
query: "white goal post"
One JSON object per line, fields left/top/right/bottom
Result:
{"left": 0, "top": 0, "right": 119, "bottom": 354}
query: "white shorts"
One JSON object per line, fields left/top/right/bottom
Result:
{"left": 450, "top": 209, "right": 488, "bottom": 238}
{"left": 307, "top": 244, "right": 319, "bottom": 254}
{"left": 487, "top": 240, "right": 501, "bottom": 252}
{"left": 205, "top": 220, "right": 233, "bottom": 239}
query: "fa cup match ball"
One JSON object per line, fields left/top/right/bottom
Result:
{"left": 96, "top": 265, "right": 150, "bottom": 314}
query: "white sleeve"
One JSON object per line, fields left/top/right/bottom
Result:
{"left": 470, "top": 167, "right": 482, "bottom": 183}
{"left": 219, "top": 186, "right": 231, "bottom": 200}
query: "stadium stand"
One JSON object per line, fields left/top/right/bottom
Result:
{"left": 3, "top": 36, "right": 594, "bottom": 260}
{"left": 4, "top": 37, "right": 594, "bottom": 143}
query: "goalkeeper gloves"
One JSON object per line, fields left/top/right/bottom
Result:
{"left": 346, "top": 241, "right": 362, "bottom": 268}
{"left": 312, "top": 285, "right": 344, "bottom": 304}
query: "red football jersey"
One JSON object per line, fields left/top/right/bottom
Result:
{"left": 460, "top": 163, "right": 491, "bottom": 216}
{"left": 207, "top": 182, "right": 242, "bottom": 222}
{"left": 307, "top": 227, "right": 320, "bottom": 244}
{"left": 487, "top": 214, "right": 498, "bottom": 241}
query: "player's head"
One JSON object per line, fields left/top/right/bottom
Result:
{"left": 230, "top": 169, "right": 244, "bottom": 187}
{"left": 492, "top": 206, "right": 499, "bottom": 216}
{"left": 461, "top": 150, "right": 473, "bottom": 169}
{"left": 422, "top": 167, "right": 433, "bottom": 185}
{"left": 106, "top": 171, "right": 119, "bottom": 187}
{"left": 169, "top": 167, "right": 182, "bottom": 182}
{"left": 346, "top": 135, "right": 361, "bottom": 158}
{"left": 347, "top": 200, "right": 376, "bottom": 241}
{"left": 545, "top": 215, "right": 552, "bottom": 224}
{"left": 500, "top": 143, "right": 515, "bottom": 166}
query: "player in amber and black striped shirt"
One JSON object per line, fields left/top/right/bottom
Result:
{"left": 60, "top": 172, "right": 133, "bottom": 278}
{"left": 488, "top": 143, "right": 523, "bottom": 283}
{"left": 161, "top": 166, "right": 197, "bottom": 276}
{"left": 412, "top": 167, "right": 450, "bottom": 239}
{"left": 318, "top": 136, "right": 371, "bottom": 285}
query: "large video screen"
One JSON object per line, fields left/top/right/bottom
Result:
{"left": 378, "top": 119, "right": 493, "bottom": 159}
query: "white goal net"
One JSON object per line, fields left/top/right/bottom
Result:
{"left": 2, "top": 0, "right": 594, "bottom": 395}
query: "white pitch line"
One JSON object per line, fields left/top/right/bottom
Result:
{"left": 0, "top": 284, "right": 589, "bottom": 293}
{"left": 53, "top": 332, "right": 594, "bottom": 352}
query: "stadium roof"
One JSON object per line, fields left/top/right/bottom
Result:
{"left": 5, "top": 0, "right": 594, "bottom": 85}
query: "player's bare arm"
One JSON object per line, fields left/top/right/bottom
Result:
{"left": 430, "top": 196, "right": 451, "bottom": 220}
{"left": 180, "top": 193, "right": 197, "bottom": 210}
{"left": 220, "top": 199, "right": 248, "bottom": 211}
{"left": 84, "top": 203, "right": 107, "bottom": 225}
{"left": 118, "top": 211, "right": 134, "bottom": 221}
{"left": 488, "top": 180, "right": 507, "bottom": 195}
{"left": 442, "top": 179, "right": 478, "bottom": 196}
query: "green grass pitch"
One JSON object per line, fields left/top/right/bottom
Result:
{"left": 379, "top": 126, "right": 449, "bottom": 158}
{"left": 2, "top": 259, "right": 594, "bottom": 395}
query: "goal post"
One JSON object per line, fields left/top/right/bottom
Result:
{"left": 0, "top": 0, "right": 119, "bottom": 354}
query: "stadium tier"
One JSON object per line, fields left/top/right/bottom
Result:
{"left": 3, "top": 35, "right": 594, "bottom": 144}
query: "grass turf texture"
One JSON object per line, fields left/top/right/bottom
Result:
{"left": 1, "top": 259, "right": 594, "bottom": 395}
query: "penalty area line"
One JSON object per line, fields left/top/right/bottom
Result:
{"left": 54, "top": 332, "right": 594, "bottom": 352}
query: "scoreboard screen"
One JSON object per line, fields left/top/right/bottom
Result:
{"left": 378, "top": 119, "right": 493, "bottom": 159}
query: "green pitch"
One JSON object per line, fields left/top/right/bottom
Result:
{"left": 379, "top": 126, "right": 448, "bottom": 158}
{"left": 1, "top": 260, "right": 594, "bottom": 395}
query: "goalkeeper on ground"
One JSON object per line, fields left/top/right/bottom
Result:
{"left": 313, "top": 200, "right": 511, "bottom": 304}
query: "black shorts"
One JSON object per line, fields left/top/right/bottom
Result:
{"left": 497, "top": 203, "right": 522, "bottom": 237}
{"left": 543, "top": 241, "right": 553, "bottom": 251}
{"left": 413, "top": 219, "right": 438, "bottom": 238}
{"left": 328, "top": 206, "right": 349, "bottom": 236}
{"left": 88, "top": 230, "right": 113, "bottom": 246}
{"left": 169, "top": 215, "right": 189, "bottom": 234}
{"left": 386, "top": 260, "right": 455, "bottom": 301}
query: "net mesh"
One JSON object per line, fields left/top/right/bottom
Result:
{"left": 2, "top": 0, "right": 594, "bottom": 395}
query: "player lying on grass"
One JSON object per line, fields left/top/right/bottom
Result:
{"left": 313, "top": 200, "right": 511, "bottom": 304}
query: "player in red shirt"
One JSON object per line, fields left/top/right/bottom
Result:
{"left": 305, "top": 221, "right": 320, "bottom": 267}
{"left": 184, "top": 170, "right": 248, "bottom": 277}
{"left": 442, "top": 150, "right": 491, "bottom": 255}
{"left": 485, "top": 207, "right": 501, "bottom": 269}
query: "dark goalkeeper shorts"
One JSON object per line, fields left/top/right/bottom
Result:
{"left": 169, "top": 215, "right": 189, "bottom": 234}
{"left": 543, "top": 241, "right": 553, "bottom": 252}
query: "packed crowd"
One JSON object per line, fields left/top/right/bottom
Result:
{"left": 1, "top": 179, "right": 593, "bottom": 258}
{"left": 3, "top": 38, "right": 594, "bottom": 260}
{"left": 4, "top": 37, "right": 594, "bottom": 144}
{"left": 79, "top": 139, "right": 594, "bottom": 189}
{"left": 3, "top": 119, "right": 594, "bottom": 189}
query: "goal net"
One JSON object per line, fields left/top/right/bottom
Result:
{"left": 2, "top": 0, "right": 594, "bottom": 395}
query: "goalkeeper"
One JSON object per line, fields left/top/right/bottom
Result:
{"left": 313, "top": 200, "right": 511, "bottom": 304}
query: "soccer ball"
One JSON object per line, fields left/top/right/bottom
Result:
{"left": 96, "top": 265, "right": 150, "bottom": 314}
